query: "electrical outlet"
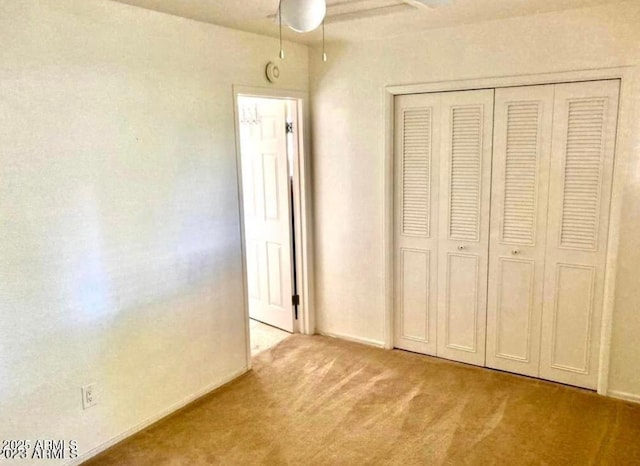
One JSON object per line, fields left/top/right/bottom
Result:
{"left": 81, "top": 383, "right": 98, "bottom": 409}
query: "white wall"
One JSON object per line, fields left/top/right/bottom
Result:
{"left": 0, "top": 0, "right": 308, "bottom": 463}
{"left": 310, "top": 2, "right": 640, "bottom": 397}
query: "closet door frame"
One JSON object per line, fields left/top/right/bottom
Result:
{"left": 383, "top": 66, "right": 635, "bottom": 397}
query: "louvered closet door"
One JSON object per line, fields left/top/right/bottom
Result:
{"left": 394, "top": 93, "right": 441, "bottom": 355}
{"left": 485, "top": 85, "right": 554, "bottom": 377}
{"left": 539, "top": 80, "right": 619, "bottom": 389}
{"left": 436, "top": 89, "right": 494, "bottom": 366}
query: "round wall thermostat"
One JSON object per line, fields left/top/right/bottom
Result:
{"left": 265, "top": 62, "right": 280, "bottom": 83}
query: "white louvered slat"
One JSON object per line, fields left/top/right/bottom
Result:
{"left": 560, "top": 99, "right": 606, "bottom": 249}
{"left": 502, "top": 102, "right": 540, "bottom": 244}
{"left": 402, "top": 108, "right": 431, "bottom": 237}
{"left": 449, "top": 106, "right": 482, "bottom": 240}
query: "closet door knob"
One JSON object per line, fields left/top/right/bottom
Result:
{"left": 512, "top": 249, "right": 520, "bottom": 255}
{"left": 457, "top": 245, "right": 465, "bottom": 251}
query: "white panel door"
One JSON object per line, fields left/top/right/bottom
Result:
{"left": 539, "top": 80, "right": 619, "bottom": 389}
{"left": 436, "top": 89, "right": 494, "bottom": 366}
{"left": 239, "top": 97, "right": 294, "bottom": 332}
{"left": 393, "top": 93, "right": 441, "bottom": 355}
{"left": 486, "top": 85, "right": 554, "bottom": 377}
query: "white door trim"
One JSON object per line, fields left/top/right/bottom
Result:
{"left": 382, "top": 66, "right": 637, "bottom": 396}
{"left": 233, "top": 85, "right": 315, "bottom": 370}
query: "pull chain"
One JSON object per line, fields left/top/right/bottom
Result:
{"left": 279, "top": 0, "right": 285, "bottom": 59}
{"left": 322, "top": 20, "right": 327, "bottom": 62}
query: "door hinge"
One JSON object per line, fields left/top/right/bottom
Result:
{"left": 292, "top": 294, "right": 300, "bottom": 320}
{"left": 286, "top": 122, "right": 294, "bottom": 134}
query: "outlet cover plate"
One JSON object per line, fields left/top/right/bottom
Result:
{"left": 82, "top": 383, "right": 97, "bottom": 409}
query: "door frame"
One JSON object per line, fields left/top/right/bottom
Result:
{"left": 382, "top": 66, "right": 636, "bottom": 396}
{"left": 233, "top": 85, "right": 315, "bottom": 370}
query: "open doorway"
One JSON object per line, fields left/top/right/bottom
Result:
{"left": 235, "top": 93, "right": 306, "bottom": 358}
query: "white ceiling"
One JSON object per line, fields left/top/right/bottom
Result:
{"left": 110, "top": 0, "right": 624, "bottom": 43}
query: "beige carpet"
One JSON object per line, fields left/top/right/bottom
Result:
{"left": 87, "top": 335, "right": 640, "bottom": 465}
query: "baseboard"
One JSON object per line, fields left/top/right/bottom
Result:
{"left": 317, "top": 330, "right": 385, "bottom": 348}
{"left": 66, "top": 367, "right": 248, "bottom": 466}
{"left": 608, "top": 389, "right": 640, "bottom": 404}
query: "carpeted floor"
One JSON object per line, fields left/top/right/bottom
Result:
{"left": 87, "top": 334, "right": 640, "bottom": 465}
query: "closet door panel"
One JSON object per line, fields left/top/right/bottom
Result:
{"left": 436, "top": 89, "right": 494, "bottom": 366}
{"left": 486, "top": 85, "right": 554, "bottom": 377}
{"left": 394, "top": 93, "right": 441, "bottom": 355}
{"left": 539, "top": 80, "right": 619, "bottom": 389}
{"left": 444, "top": 252, "right": 480, "bottom": 351}
{"left": 493, "top": 258, "right": 536, "bottom": 360}
{"left": 399, "top": 249, "right": 430, "bottom": 341}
